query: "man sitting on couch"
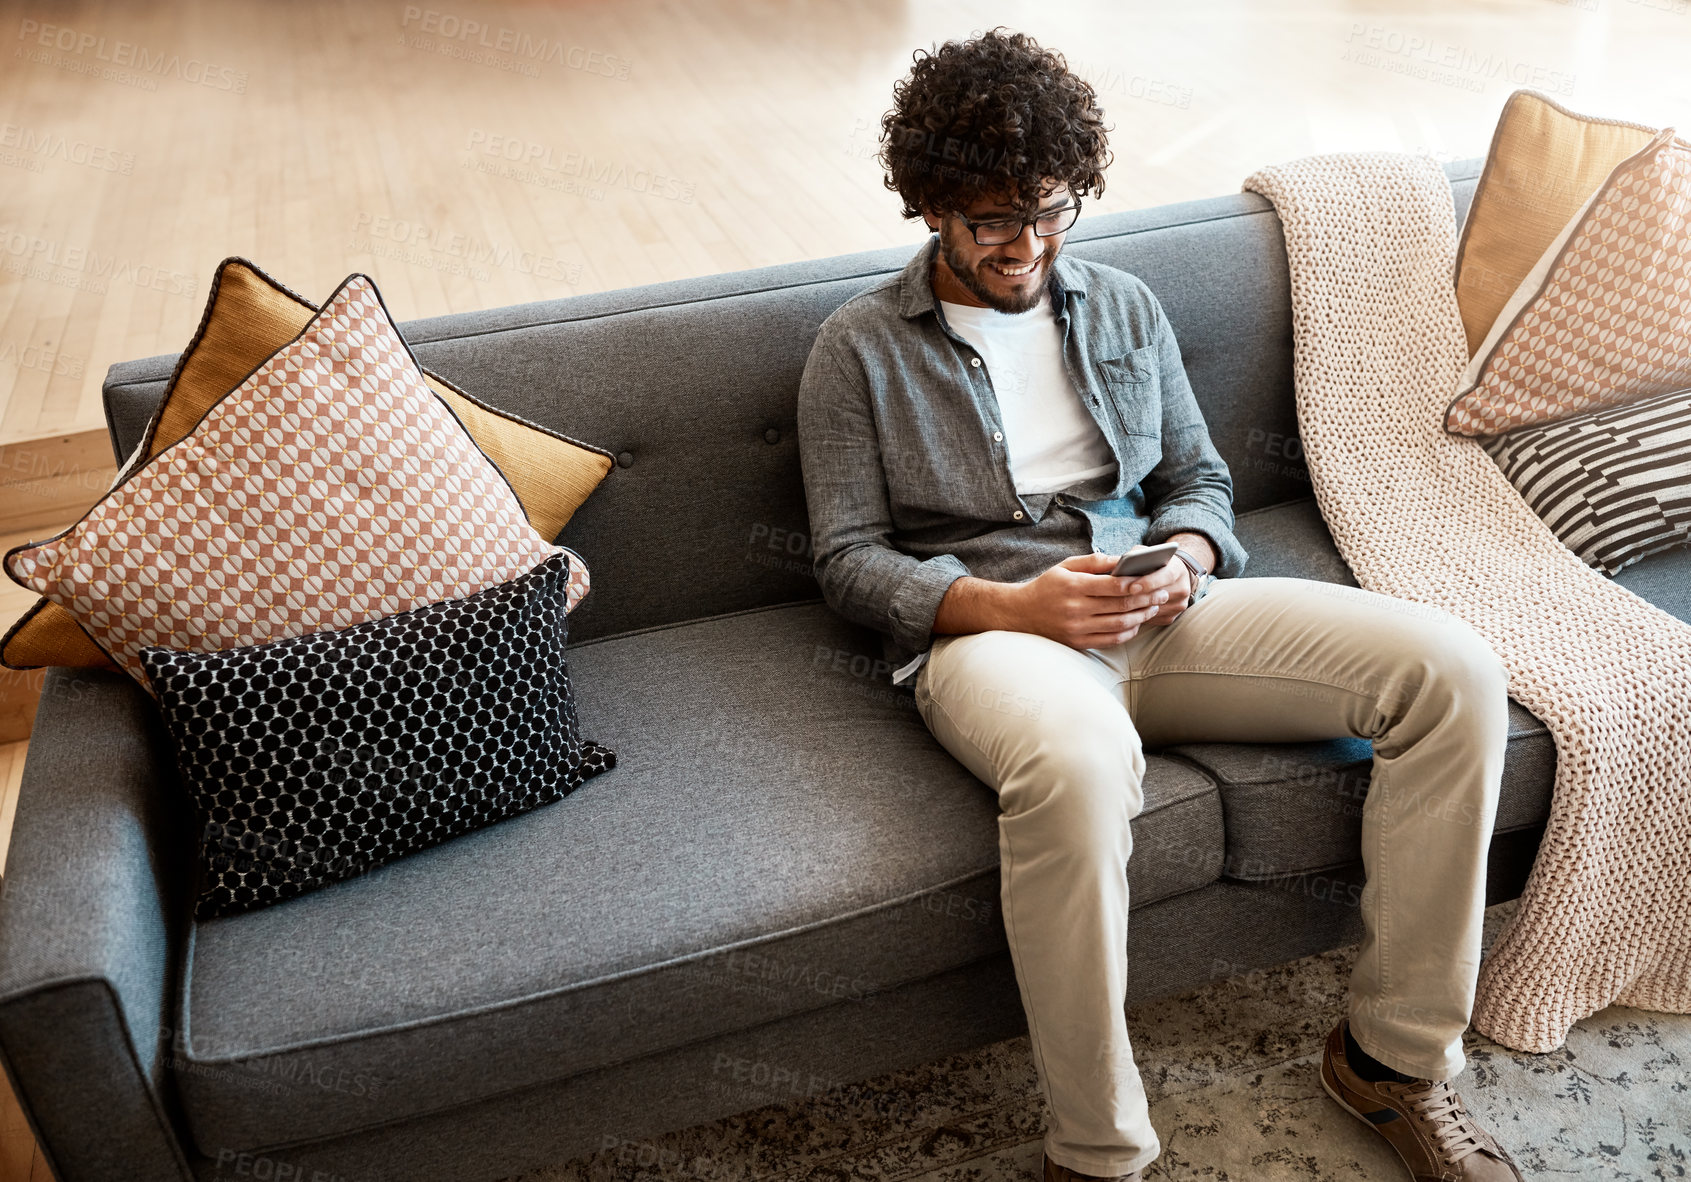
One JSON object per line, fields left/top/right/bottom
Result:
{"left": 796, "top": 27, "right": 1524, "bottom": 1182}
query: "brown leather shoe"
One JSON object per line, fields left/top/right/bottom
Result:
{"left": 1041, "top": 1154, "right": 1143, "bottom": 1182}
{"left": 1320, "top": 1019, "right": 1523, "bottom": 1181}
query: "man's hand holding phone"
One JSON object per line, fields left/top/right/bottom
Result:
{"left": 1011, "top": 543, "right": 1193, "bottom": 650}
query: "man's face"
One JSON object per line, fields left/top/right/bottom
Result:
{"left": 926, "top": 182, "right": 1075, "bottom": 313}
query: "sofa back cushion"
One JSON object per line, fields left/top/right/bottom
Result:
{"left": 104, "top": 165, "right": 1480, "bottom": 644}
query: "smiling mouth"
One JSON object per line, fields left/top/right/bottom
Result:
{"left": 985, "top": 257, "right": 1041, "bottom": 279}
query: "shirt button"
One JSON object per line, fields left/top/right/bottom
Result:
{"left": 992, "top": 431, "right": 1003, "bottom": 441}
{"left": 1013, "top": 510, "right": 1024, "bottom": 520}
{"left": 970, "top": 357, "right": 982, "bottom": 368}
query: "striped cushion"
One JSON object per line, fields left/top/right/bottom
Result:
{"left": 1483, "top": 388, "right": 1691, "bottom": 575}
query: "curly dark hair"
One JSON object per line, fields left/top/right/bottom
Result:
{"left": 879, "top": 28, "right": 1111, "bottom": 221}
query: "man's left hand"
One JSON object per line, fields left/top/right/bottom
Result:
{"left": 1129, "top": 554, "right": 1190, "bottom": 627}
{"left": 1132, "top": 531, "right": 1213, "bottom": 627}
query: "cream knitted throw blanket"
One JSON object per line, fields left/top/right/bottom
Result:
{"left": 1241, "top": 152, "right": 1691, "bottom": 1053}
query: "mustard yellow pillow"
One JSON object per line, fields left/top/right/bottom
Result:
{"left": 1, "top": 599, "right": 110, "bottom": 668}
{"left": 2, "top": 258, "right": 615, "bottom": 672}
{"left": 1454, "top": 89, "right": 1659, "bottom": 356}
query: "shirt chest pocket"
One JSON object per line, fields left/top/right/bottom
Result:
{"left": 1097, "top": 344, "right": 1164, "bottom": 477}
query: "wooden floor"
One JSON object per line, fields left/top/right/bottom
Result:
{"left": 3, "top": 0, "right": 1690, "bottom": 448}
{"left": 0, "top": 739, "right": 39, "bottom": 1180}
{"left": 0, "top": 1062, "right": 46, "bottom": 1182}
{"left": 3, "top": 0, "right": 1691, "bottom": 1177}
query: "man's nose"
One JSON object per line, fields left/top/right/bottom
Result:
{"left": 1002, "top": 221, "right": 1042, "bottom": 259}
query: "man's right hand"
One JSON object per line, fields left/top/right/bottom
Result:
{"left": 1009, "top": 552, "right": 1170, "bottom": 650}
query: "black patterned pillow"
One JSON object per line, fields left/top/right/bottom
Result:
{"left": 142, "top": 551, "right": 615, "bottom": 919}
{"left": 1483, "top": 387, "right": 1691, "bottom": 576}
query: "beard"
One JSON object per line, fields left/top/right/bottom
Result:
{"left": 937, "top": 225, "right": 1059, "bottom": 313}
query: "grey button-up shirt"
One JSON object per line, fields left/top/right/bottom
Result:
{"left": 796, "top": 235, "right": 1249, "bottom": 687}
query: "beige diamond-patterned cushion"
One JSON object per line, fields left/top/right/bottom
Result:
{"left": 4, "top": 274, "right": 562, "bottom": 686}
{"left": 1445, "top": 127, "right": 1691, "bottom": 437}
{"left": 1, "top": 257, "right": 609, "bottom": 675}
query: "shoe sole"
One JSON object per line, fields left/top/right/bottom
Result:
{"left": 1319, "top": 1054, "right": 1417, "bottom": 1182}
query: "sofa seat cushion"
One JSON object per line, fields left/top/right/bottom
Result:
{"left": 1171, "top": 696, "right": 1556, "bottom": 882}
{"left": 1164, "top": 495, "right": 1691, "bottom": 881}
{"left": 173, "top": 600, "right": 1222, "bottom": 1153}
{"left": 1609, "top": 540, "right": 1691, "bottom": 623}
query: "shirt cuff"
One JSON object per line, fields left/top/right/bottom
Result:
{"left": 1143, "top": 510, "right": 1249, "bottom": 580}
{"left": 891, "top": 650, "right": 927, "bottom": 688}
{"left": 886, "top": 553, "right": 971, "bottom": 657}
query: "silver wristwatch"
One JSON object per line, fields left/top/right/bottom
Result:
{"left": 1172, "top": 547, "right": 1216, "bottom": 608}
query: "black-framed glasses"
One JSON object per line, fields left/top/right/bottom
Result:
{"left": 955, "top": 198, "right": 1082, "bottom": 246}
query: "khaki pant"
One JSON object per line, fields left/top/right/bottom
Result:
{"left": 912, "top": 576, "right": 1510, "bottom": 1177}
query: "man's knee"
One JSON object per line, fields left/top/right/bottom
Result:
{"left": 925, "top": 629, "right": 1146, "bottom": 825}
{"left": 1388, "top": 621, "right": 1512, "bottom": 792}
{"left": 1007, "top": 706, "right": 1148, "bottom": 827}
{"left": 1425, "top": 620, "right": 1510, "bottom": 706}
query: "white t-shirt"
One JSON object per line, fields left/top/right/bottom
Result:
{"left": 939, "top": 293, "right": 1118, "bottom": 495}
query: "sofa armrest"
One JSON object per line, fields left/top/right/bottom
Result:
{"left": 0, "top": 668, "right": 194, "bottom": 1181}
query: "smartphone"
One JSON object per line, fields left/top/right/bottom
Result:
{"left": 1111, "top": 541, "right": 1180, "bottom": 578}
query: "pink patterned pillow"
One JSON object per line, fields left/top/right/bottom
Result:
{"left": 5, "top": 274, "right": 564, "bottom": 685}
{"left": 1445, "top": 127, "right": 1691, "bottom": 437}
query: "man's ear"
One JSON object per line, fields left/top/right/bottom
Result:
{"left": 920, "top": 205, "right": 940, "bottom": 232}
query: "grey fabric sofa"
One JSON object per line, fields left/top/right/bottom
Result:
{"left": 4, "top": 157, "right": 1688, "bottom": 1182}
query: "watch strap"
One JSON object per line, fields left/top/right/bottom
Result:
{"left": 1173, "top": 547, "right": 1213, "bottom": 607}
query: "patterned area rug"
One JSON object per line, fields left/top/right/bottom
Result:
{"left": 525, "top": 902, "right": 1691, "bottom": 1181}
